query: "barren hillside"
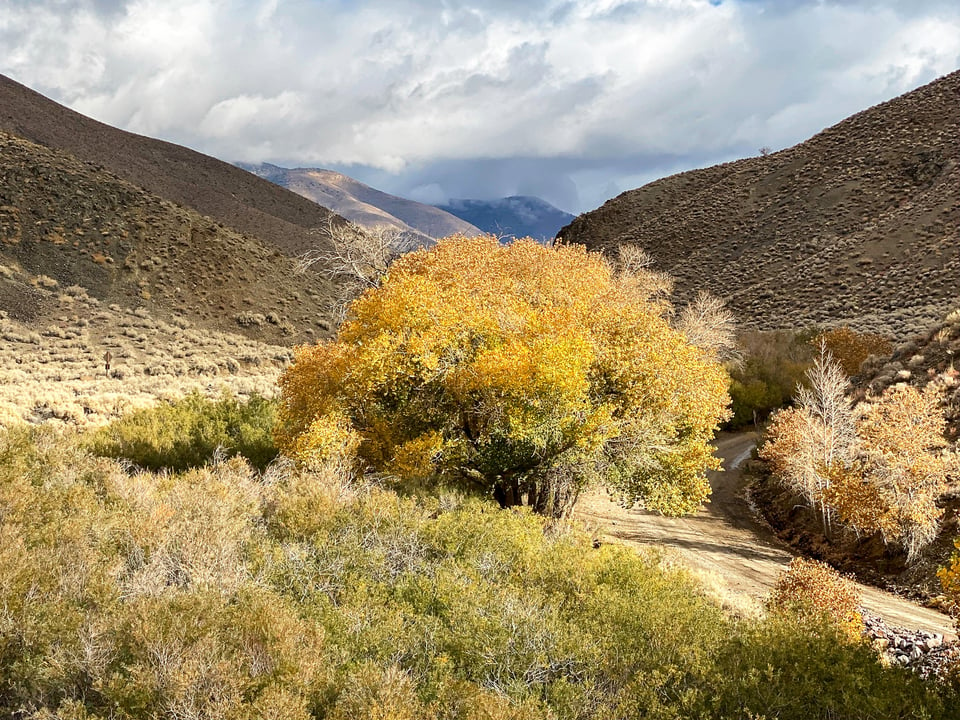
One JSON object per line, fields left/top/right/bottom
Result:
{"left": 0, "top": 74, "right": 342, "bottom": 256}
{"left": 243, "top": 163, "right": 481, "bottom": 240}
{"left": 0, "top": 131, "right": 336, "bottom": 344}
{"left": 559, "top": 70, "right": 960, "bottom": 338}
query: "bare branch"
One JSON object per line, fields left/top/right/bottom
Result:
{"left": 295, "top": 218, "right": 424, "bottom": 321}
{"left": 611, "top": 244, "right": 674, "bottom": 307}
{"left": 676, "top": 290, "right": 741, "bottom": 364}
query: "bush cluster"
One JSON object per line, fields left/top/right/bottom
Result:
{"left": 0, "top": 428, "right": 953, "bottom": 720}
{"left": 725, "top": 329, "right": 816, "bottom": 429}
{"left": 768, "top": 558, "right": 864, "bottom": 642}
{"left": 85, "top": 390, "right": 278, "bottom": 471}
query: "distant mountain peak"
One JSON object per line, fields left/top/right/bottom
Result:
{"left": 436, "top": 196, "right": 575, "bottom": 242}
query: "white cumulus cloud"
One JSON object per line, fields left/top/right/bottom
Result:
{"left": 1, "top": 0, "right": 958, "bottom": 212}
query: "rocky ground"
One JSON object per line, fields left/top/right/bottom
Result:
{"left": 864, "top": 612, "right": 959, "bottom": 681}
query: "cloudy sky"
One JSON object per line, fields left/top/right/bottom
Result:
{"left": 2, "top": 0, "right": 959, "bottom": 213}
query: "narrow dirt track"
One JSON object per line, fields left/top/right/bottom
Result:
{"left": 574, "top": 432, "right": 957, "bottom": 638}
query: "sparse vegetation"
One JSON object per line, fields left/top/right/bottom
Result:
{"left": 0, "top": 291, "right": 290, "bottom": 429}
{"left": 559, "top": 72, "right": 960, "bottom": 340}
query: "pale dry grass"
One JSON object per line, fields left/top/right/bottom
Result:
{"left": 0, "top": 283, "right": 292, "bottom": 428}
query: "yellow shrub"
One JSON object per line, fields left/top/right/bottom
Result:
{"left": 938, "top": 538, "right": 960, "bottom": 616}
{"left": 768, "top": 558, "right": 863, "bottom": 643}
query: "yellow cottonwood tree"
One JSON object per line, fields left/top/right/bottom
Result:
{"left": 853, "top": 384, "right": 956, "bottom": 560}
{"left": 762, "top": 356, "right": 956, "bottom": 561}
{"left": 277, "top": 236, "right": 730, "bottom": 517}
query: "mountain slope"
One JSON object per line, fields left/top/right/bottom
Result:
{"left": 854, "top": 307, "right": 960, "bottom": 442}
{"left": 558, "top": 70, "right": 960, "bottom": 338}
{"left": 0, "top": 74, "right": 341, "bottom": 256}
{"left": 438, "top": 196, "right": 575, "bottom": 241}
{"left": 0, "top": 130, "right": 335, "bottom": 344}
{"left": 242, "top": 163, "right": 481, "bottom": 240}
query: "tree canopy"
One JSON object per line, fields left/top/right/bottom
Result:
{"left": 276, "top": 235, "right": 730, "bottom": 516}
{"left": 761, "top": 349, "right": 957, "bottom": 561}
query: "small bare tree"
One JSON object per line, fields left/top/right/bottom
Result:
{"left": 613, "top": 244, "right": 674, "bottom": 307}
{"left": 797, "top": 343, "right": 858, "bottom": 469}
{"left": 761, "top": 343, "right": 855, "bottom": 533}
{"left": 296, "top": 219, "right": 423, "bottom": 321}
{"left": 676, "top": 290, "right": 741, "bottom": 364}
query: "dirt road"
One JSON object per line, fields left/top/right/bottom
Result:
{"left": 574, "top": 432, "right": 957, "bottom": 638}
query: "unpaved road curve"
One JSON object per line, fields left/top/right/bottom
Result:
{"left": 574, "top": 432, "right": 957, "bottom": 639}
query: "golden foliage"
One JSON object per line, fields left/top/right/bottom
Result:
{"left": 854, "top": 384, "right": 954, "bottom": 561}
{"left": 938, "top": 538, "right": 960, "bottom": 618}
{"left": 768, "top": 558, "right": 864, "bottom": 643}
{"left": 816, "top": 326, "right": 892, "bottom": 377}
{"left": 762, "top": 361, "right": 955, "bottom": 561}
{"left": 820, "top": 461, "right": 898, "bottom": 540}
{"left": 277, "top": 236, "right": 730, "bottom": 516}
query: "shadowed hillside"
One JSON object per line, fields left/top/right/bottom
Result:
{"left": 439, "top": 196, "right": 575, "bottom": 241}
{"left": 242, "top": 163, "right": 481, "bottom": 240}
{"left": 0, "top": 74, "right": 342, "bottom": 256}
{"left": 559, "top": 70, "right": 960, "bottom": 338}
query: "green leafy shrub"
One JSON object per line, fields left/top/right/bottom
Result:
{"left": 709, "top": 615, "right": 946, "bottom": 720}
{"left": 0, "top": 428, "right": 952, "bottom": 720}
{"left": 726, "top": 329, "right": 817, "bottom": 429}
{"left": 86, "top": 390, "right": 278, "bottom": 471}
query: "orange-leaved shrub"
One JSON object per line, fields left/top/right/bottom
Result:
{"left": 276, "top": 236, "right": 731, "bottom": 517}
{"left": 815, "top": 326, "right": 892, "bottom": 377}
{"left": 768, "top": 558, "right": 864, "bottom": 643}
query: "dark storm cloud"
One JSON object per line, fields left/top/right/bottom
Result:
{"left": 1, "top": 0, "right": 958, "bottom": 212}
